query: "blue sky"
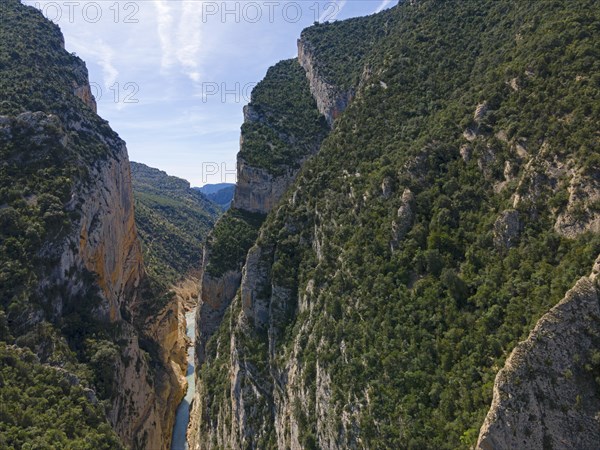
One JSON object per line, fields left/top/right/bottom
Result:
{"left": 24, "top": 1, "right": 397, "bottom": 186}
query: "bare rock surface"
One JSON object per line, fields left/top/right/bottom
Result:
{"left": 297, "top": 38, "right": 354, "bottom": 127}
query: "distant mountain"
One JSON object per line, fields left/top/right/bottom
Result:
{"left": 131, "top": 162, "right": 221, "bottom": 286}
{"left": 196, "top": 183, "right": 235, "bottom": 195}
{"left": 194, "top": 183, "right": 235, "bottom": 210}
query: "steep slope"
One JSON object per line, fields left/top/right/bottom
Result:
{"left": 477, "top": 256, "right": 600, "bottom": 450}
{"left": 0, "top": 2, "right": 183, "bottom": 448}
{"left": 191, "top": 1, "right": 600, "bottom": 449}
{"left": 131, "top": 161, "right": 220, "bottom": 286}
{"left": 192, "top": 59, "right": 329, "bottom": 369}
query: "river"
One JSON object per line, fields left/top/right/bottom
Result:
{"left": 170, "top": 308, "right": 196, "bottom": 450}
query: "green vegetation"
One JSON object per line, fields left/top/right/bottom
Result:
{"left": 301, "top": 8, "right": 396, "bottom": 90}
{"left": 0, "top": 2, "right": 163, "bottom": 447}
{"left": 131, "top": 161, "right": 220, "bottom": 286}
{"left": 0, "top": 343, "right": 124, "bottom": 450}
{"left": 199, "top": 0, "right": 600, "bottom": 448}
{"left": 205, "top": 208, "right": 265, "bottom": 278}
{"left": 239, "top": 59, "right": 329, "bottom": 176}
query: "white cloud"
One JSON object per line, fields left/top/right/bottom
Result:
{"left": 374, "top": 0, "right": 393, "bottom": 14}
{"left": 319, "top": 0, "right": 348, "bottom": 22}
{"left": 69, "top": 36, "right": 118, "bottom": 88}
{"left": 154, "top": 0, "right": 175, "bottom": 69}
{"left": 153, "top": 1, "right": 207, "bottom": 83}
{"left": 176, "top": 1, "right": 205, "bottom": 82}
{"left": 96, "top": 41, "right": 119, "bottom": 88}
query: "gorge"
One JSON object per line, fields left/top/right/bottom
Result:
{"left": 1, "top": 0, "right": 600, "bottom": 449}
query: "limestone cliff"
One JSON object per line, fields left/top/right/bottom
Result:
{"left": 194, "top": 59, "right": 329, "bottom": 370}
{"left": 477, "top": 257, "right": 600, "bottom": 449}
{"left": 195, "top": 255, "right": 241, "bottom": 365}
{"left": 0, "top": 2, "right": 184, "bottom": 448}
{"left": 233, "top": 155, "right": 297, "bottom": 215}
{"left": 73, "top": 139, "right": 143, "bottom": 322}
{"left": 297, "top": 38, "right": 353, "bottom": 126}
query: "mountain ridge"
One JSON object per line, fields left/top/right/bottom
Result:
{"left": 189, "top": 1, "right": 600, "bottom": 448}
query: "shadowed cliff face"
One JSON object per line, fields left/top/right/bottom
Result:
{"left": 75, "top": 139, "right": 143, "bottom": 322}
{"left": 477, "top": 256, "right": 600, "bottom": 450}
{"left": 297, "top": 39, "right": 354, "bottom": 127}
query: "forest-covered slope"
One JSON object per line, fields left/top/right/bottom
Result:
{"left": 130, "top": 162, "right": 220, "bottom": 286}
{"left": 191, "top": 1, "right": 600, "bottom": 449}
{"left": 0, "top": 2, "right": 185, "bottom": 448}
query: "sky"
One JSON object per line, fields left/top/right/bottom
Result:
{"left": 24, "top": 0, "right": 397, "bottom": 186}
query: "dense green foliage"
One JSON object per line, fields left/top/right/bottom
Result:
{"left": 131, "top": 162, "right": 220, "bottom": 286}
{"left": 301, "top": 9, "right": 396, "bottom": 91}
{"left": 239, "top": 59, "right": 329, "bottom": 176}
{"left": 205, "top": 208, "right": 265, "bottom": 277}
{"left": 0, "top": 343, "right": 124, "bottom": 450}
{"left": 199, "top": 0, "right": 600, "bottom": 448}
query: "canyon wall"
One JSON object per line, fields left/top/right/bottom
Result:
{"left": 189, "top": 1, "right": 600, "bottom": 448}
{"left": 0, "top": 2, "right": 186, "bottom": 448}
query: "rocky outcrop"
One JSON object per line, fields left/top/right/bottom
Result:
{"left": 554, "top": 171, "right": 600, "bottom": 238}
{"left": 391, "top": 188, "right": 415, "bottom": 251}
{"left": 477, "top": 256, "right": 600, "bottom": 450}
{"left": 232, "top": 157, "right": 296, "bottom": 214}
{"left": 297, "top": 38, "right": 354, "bottom": 126}
{"left": 493, "top": 209, "right": 521, "bottom": 250}
{"left": 73, "top": 83, "right": 97, "bottom": 112}
{"left": 195, "top": 249, "right": 242, "bottom": 365}
{"left": 56, "top": 123, "right": 176, "bottom": 450}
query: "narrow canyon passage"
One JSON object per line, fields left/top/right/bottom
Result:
{"left": 171, "top": 309, "right": 197, "bottom": 450}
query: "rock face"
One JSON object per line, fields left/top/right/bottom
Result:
{"left": 75, "top": 144, "right": 143, "bottom": 321}
{"left": 554, "top": 171, "right": 600, "bottom": 238}
{"left": 297, "top": 38, "right": 353, "bottom": 126}
{"left": 232, "top": 156, "right": 296, "bottom": 214}
{"left": 391, "top": 188, "right": 415, "bottom": 251}
{"left": 54, "top": 124, "right": 179, "bottom": 450}
{"left": 195, "top": 263, "right": 242, "bottom": 364}
{"left": 143, "top": 293, "right": 189, "bottom": 449}
{"left": 0, "top": 4, "right": 183, "bottom": 446}
{"left": 493, "top": 209, "right": 521, "bottom": 250}
{"left": 477, "top": 257, "right": 600, "bottom": 450}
